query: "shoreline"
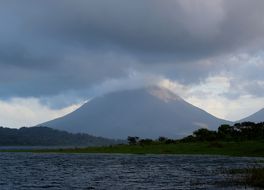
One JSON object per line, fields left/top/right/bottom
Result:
{"left": 1, "top": 141, "right": 264, "bottom": 157}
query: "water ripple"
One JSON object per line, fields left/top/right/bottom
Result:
{"left": 0, "top": 153, "right": 262, "bottom": 189}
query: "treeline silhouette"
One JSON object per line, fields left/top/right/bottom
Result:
{"left": 0, "top": 126, "right": 122, "bottom": 146}
{"left": 127, "top": 122, "right": 264, "bottom": 145}
{"left": 127, "top": 136, "right": 176, "bottom": 145}
{"left": 182, "top": 122, "right": 264, "bottom": 142}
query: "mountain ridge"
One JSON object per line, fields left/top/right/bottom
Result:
{"left": 0, "top": 126, "right": 121, "bottom": 146}
{"left": 238, "top": 108, "right": 264, "bottom": 123}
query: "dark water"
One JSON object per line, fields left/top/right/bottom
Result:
{"left": 0, "top": 153, "right": 263, "bottom": 190}
{"left": 0, "top": 146, "right": 88, "bottom": 150}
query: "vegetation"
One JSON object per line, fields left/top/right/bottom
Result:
{"left": 181, "top": 122, "right": 264, "bottom": 142}
{"left": 1, "top": 122, "right": 264, "bottom": 157}
{"left": 0, "top": 126, "right": 122, "bottom": 146}
{"left": 246, "top": 167, "right": 264, "bottom": 188}
{"left": 126, "top": 122, "right": 264, "bottom": 146}
{"left": 3, "top": 141, "right": 264, "bottom": 157}
{"left": 228, "top": 167, "right": 264, "bottom": 188}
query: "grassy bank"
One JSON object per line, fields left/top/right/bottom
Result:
{"left": 2, "top": 141, "right": 264, "bottom": 157}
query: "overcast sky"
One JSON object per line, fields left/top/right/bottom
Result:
{"left": 1, "top": 0, "right": 264, "bottom": 127}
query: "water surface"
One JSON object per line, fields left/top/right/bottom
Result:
{"left": 0, "top": 153, "right": 262, "bottom": 189}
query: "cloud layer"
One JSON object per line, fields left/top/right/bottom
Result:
{"left": 0, "top": 0, "right": 264, "bottom": 126}
{"left": 0, "top": 98, "right": 82, "bottom": 128}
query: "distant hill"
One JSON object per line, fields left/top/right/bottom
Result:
{"left": 239, "top": 108, "right": 264, "bottom": 123}
{"left": 41, "top": 87, "right": 230, "bottom": 139}
{"left": 0, "top": 126, "right": 122, "bottom": 146}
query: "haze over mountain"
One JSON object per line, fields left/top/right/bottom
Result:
{"left": 41, "top": 87, "right": 230, "bottom": 139}
{"left": 239, "top": 108, "right": 264, "bottom": 123}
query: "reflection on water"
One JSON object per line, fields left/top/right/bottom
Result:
{"left": 0, "top": 153, "right": 262, "bottom": 189}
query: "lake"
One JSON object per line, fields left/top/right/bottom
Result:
{"left": 0, "top": 153, "right": 262, "bottom": 189}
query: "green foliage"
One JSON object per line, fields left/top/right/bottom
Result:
{"left": 181, "top": 122, "right": 264, "bottom": 142}
{"left": 126, "top": 136, "right": 178, "bottom": 146}
{"left": 7, "top": 141, "right": 264, "bottom": 157}
{"left": 180, "top": 135, "right": 196, "bottom": 142}
{"left": 127, "top": 136, "right": 139, "bottom": 145}
{"left": 2, "top": 122, "right": 264, "bottom": 158}
{"left": 139, "top": 138, "right": 153, "bottom": 145}
{"left": 218, "top": 124, "right": 233, "bottom": 139}
{"left": 125, "top": 122, "right": 264, "bottom": 147}
{"left": 193, "top": 128, "right": 218, "bottom": 141}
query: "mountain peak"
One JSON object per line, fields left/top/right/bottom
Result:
{"left": 147, "top": 86, "right": 182, "bottom": 103}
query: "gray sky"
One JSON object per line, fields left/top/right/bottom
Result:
{"left": 1, "top": 0, "right": 264, "bottom": 127}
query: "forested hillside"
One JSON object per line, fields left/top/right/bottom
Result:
{"left": 0, "top": 126, "right": 122, "bottom": 146}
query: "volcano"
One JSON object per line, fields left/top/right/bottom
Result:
{"left": 41, "top": 87, "right": 230, "bottom": 139}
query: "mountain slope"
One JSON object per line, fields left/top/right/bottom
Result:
{"left": 0, "top": 126, "right": 121, "bottom": 146}
{"left": 239, "top": 108, "right": 264, "bottom": 123}
{"left": 41, "top": 87, "right": 230, "bottom": 139}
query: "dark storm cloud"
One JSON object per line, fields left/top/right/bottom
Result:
{"left": 31, "top": 0, "right": 263, "bottom": 58}
{"left": 0, "top": 0, "right": 264, "bottom": 100}
{"left": 0, "top": 45, "right": 59, "bottom": 70}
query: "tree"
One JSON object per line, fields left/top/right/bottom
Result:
{"left": 158, "top": 136, "right": 167, "bottom": 142}
{"left": 127, "top": 136, "right": 139, "bottom": 145}
{"left": 193, "top": 128, "right": 217, "bottom": 141}
{"left": 139, "top": 139, "right": 153, "bottom": 145}
{"left": 218, "top": 124, "right": 233, "bottom": 139}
